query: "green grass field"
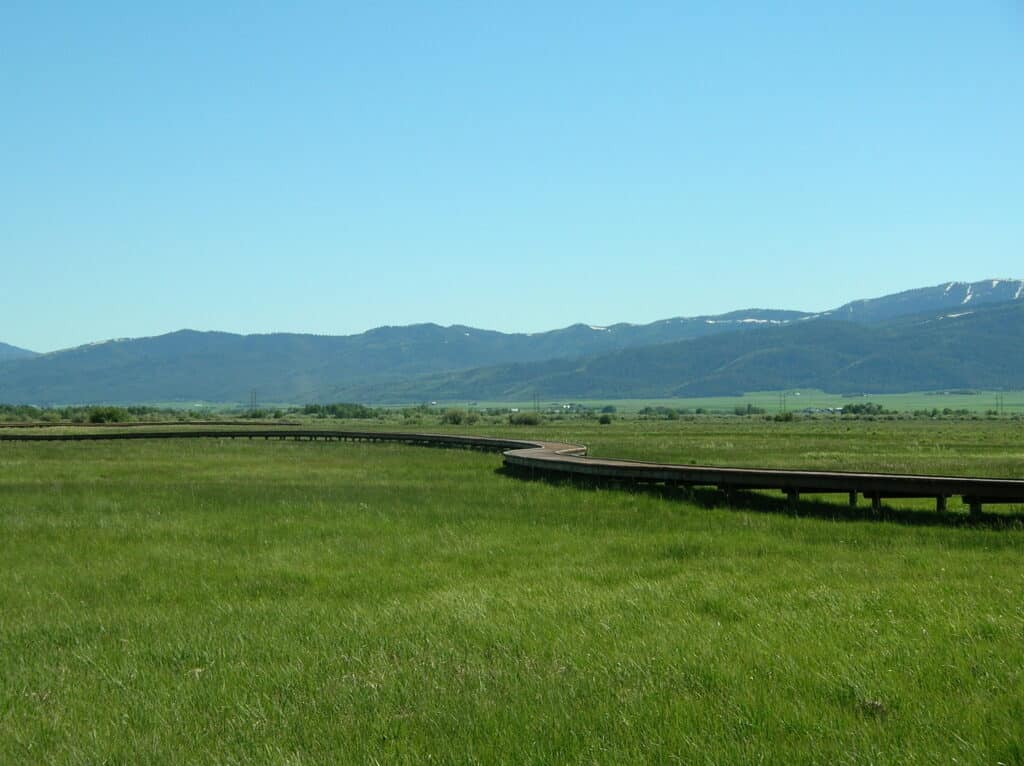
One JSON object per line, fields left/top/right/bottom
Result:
{"left": 453, "top": 389, "right": 1024, "bottom": 415}
{"left": 33, "top": 388, "right": 1024, "bottom": 417}
{"left": 2, "top": 421, "right": 1023, "bottom": 762}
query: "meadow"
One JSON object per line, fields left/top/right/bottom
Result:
{"left": 1, "top": 418, "right": 1023, "bottom": 763}
{"left": 458, "top": 389, "right": 1024, "bottom": 416}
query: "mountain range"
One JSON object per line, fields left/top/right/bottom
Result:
{"left": 0, "top": 342, "right": 36, "bottom": 362}
{"left": 1, "top": 279, "right": 1022, "bottom": 404}
{"left": 356, "top": 301, "right": 1024, "bottom": 401}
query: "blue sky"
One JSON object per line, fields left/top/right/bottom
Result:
{"left": 2, "top": 1, "right": 1022, "bottom": 352}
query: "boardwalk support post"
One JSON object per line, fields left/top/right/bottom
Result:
{"left": 936, "top": 496, "right": 947, "bottom": 513}
{"left": 786, "top": 489, "right": 799, "bottom": 511}
{"left": 848, "top": 491, "right": 857, "bottom": 508}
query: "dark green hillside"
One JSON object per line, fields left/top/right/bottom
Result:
{"left": 2, "top": 279, "right": 1021, "bottom": 404}
{"left": 0, "top": 327, "right": 535, "bottom": 404}
{"left": 0, "top": 342, "right": 35, "bottom": 361}
{"left": 348, "top": 301, "right": 1024, "bottom": 400}
{"left": 0, "top": 311, "right": 808, "bottom": 405}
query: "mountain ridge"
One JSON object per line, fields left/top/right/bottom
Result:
{"left": 0, "top": 342, "right": 36, "bottom": 362}
{"left": 1, "top": 278, "right": 1021, "bottom": 404}
{"left": 348, "top": 301, "right": 1024, "bottom": 401}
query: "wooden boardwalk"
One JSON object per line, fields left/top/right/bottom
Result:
{"left": 3, "top": 427, "right": 1024, "bottom": 517}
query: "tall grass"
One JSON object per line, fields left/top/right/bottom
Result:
{"left": 2, "top": 434, "right": 1023, "bottom": 762}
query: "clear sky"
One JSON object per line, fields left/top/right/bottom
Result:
{"left": 2, "top": 1, "right": 1022, "bottom": 352}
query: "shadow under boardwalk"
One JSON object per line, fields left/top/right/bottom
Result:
{"left": 496, "top": 465, "right": 1024, "bottom": 529}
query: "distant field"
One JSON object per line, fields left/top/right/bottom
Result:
{"left": 2, "top": 421, "right": 1023, "bottom": 762}
{"left": 459, "top": 389, "right": 1024, "bottom": 415}
{"left": 511, "top": 417, "right": 1024, "bottom": 480}
{"left": 42, "top": 388, "right": 1024, "bottom": 416}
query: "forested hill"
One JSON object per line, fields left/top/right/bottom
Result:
{"left": 0, "top": 278, "right": 1021, "bottom": 404}
{"left": 338, "top": 301, "right": 1024, "bottom": 401}
{"left": 0, "top": 311, "right": 805, "bottom": 405}
{"left": 0, "top": 342, "right": 36, "bottom": 362}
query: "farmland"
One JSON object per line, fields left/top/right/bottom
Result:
{"left": 457, "top": 388, "right": 1024, "bottom": 416}
{"left": 2, "top": 418, "right": 1023, "bottom": 762}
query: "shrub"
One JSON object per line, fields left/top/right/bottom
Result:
{"left": 439, "top": 409, "right": 466, "bottom": 425}
{"left": 87, "top": 406, "right": 129, "bottom": 424}
{"left": 640, "top": 406, "right": 682, "bottom": 420}
{"left": 598, "top": 413, "right": 613, "bottom": 425}
{"left": 302, "top": 403, "right": 377, "bottom": 419}
{"left": 842, "top": 402, "right": 888, "bottom": 416}
{"left": 509, "top": 412, "right": 541, "bottom": 426}
{"left": 438, "top": 409, "right": 480, "bottom": 426}
{"left": 734, "top": 404, "right": 767, "bottom": 416}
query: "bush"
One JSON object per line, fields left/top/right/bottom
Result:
{"left": 600, "top": 405, "right": 617, "bottom": 414}
{"left": 87, "top": 406, "right": 129, "bottom": 424}
{"left": 842, "top": 402, "right": 888, "bottom": 416}
{"left": 598, "top": 413, "right": 613, "bottom": 425}
{"left": 302, "top": 403, "right": 378, "bottom": 419}
{"left": 639, "top": 406, "right": 682, "bottom": 420}
{"left": 509, "top": 412, "right": 541, "bottom": 426}
{"left": 439, "top": 409, "right": 466, "bottom": 425}
{"left": 734, "top": 404, "right": 767, "bottom": 416}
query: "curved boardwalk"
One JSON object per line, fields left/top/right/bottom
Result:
{"left": 3, "top": 427, "right": 1024, "bottom": 517}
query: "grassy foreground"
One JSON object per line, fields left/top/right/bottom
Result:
{"left": 2, "top": 425, "right": 1023, "bottom": 763}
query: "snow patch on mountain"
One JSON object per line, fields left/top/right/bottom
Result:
{"left": 704, "top": 317, "right": 790, "bottom": 326}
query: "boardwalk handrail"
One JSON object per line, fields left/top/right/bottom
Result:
{"left": 2, "top": 428, "right": 1023, "bottom": 517}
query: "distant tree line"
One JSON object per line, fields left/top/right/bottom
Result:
{"left": 0, "top": 404, "right": 197, "bottom": 424}
{"left": 841, "top": 402, "right": 890, "bottom": 416}
{"left": 734, "top": 404, "right": 767, "bottom": 416}
{"left": 301, "top": 403, "right": 381, "bottom": 419}
{"left": 912, "top": 407, "right": 972, "bottom": 418}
